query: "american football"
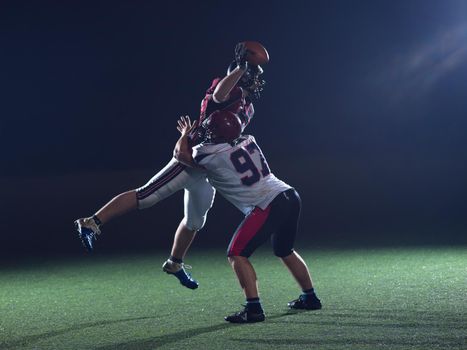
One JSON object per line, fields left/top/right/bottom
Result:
{"left": 6, "top": 3, "right": 465, "bottom": 350}
{"left": 243, "top": 41, "right": 270, "bottom": 65}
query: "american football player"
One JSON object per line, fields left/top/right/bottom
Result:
{"left": 174, "top": 111, "right": 322, "bottom": 323}
{"left": 74, "top": 43, "right": 265, "bottom": 289}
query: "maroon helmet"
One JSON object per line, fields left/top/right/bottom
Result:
{"left": 205, "top": 110, "right": 242, "bottom": 144}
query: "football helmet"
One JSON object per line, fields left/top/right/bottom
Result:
{"left": 227, "top": 61, "right": 265, "bottom": 99}
{"left": 204, "top": 110, "right": 242, "bottom": 144}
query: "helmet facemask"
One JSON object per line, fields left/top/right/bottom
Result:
{"left": 240, "top": 65, "right": 265, "bottom": 99}
{"left": 227, "top": 61, "right": 266, "bottom": 99}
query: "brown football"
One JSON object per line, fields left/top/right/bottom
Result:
{"left": 242, "top": 41, "right": 269, "bottom": 65}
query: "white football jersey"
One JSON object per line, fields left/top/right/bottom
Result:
{"left": 193, "top": 135, "right": 291, "bottom": 215}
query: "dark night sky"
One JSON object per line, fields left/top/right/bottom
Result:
{"left": 1, "top": 0, "right": 466, "bottom": 255}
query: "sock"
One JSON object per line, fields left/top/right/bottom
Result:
{"left": 92, "top": 215, "right": 102, "bottom": 227}
{"left": 302, "top": 288, "right": 315, "bottom": 295}
{"left": 301, "top": 288, "right": 318, "bottom": 302}
{"left": 169, "top": 255, "right": 183, "bottom": 264}
{"left": 246, "top": 297, "right": 263, "bottom": 313}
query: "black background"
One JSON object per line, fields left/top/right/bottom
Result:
{"left": 1, "top": 0, "right": 466, "bottom": 258}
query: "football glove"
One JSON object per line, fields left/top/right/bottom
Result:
{"left": 235, "top": 42, "right": 248, "bottom": 70}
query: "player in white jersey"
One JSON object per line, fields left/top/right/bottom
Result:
{"left": 174, "top": 111, "right": 322, "bottom": 323}
{"left": 74, "top": 44, "right": 265, "bottom": 290}
{"left": 193, "top": 134, "right": 291, "bottom": 214}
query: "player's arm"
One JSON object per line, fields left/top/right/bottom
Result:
{"left": 212, "top": 66, "right": 246, "bottom": 103}
{"left": 212, "top": 43, "right": 249, "bottom": 103}
{"left": 174, "top": 116, "right": 201, "bottom": 168}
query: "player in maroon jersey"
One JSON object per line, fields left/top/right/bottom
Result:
{"left": 74, "top": 43, "right": 266, "bottom": 289}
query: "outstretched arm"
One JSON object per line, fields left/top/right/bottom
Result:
{"left": 212, "top": 42, "right": 249, "bottom": 103}
{"left": 173, "top": 116, "right": 200, "bottom": 168}
{"left": 212, "top": 66, "right": 246, "bottom": 103}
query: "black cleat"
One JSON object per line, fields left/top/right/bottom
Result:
{"left": 288, "top": 294, "right": 322, "bottom": 310}
{"left": 225, "top": 305, "right": 265, "bottom": 324}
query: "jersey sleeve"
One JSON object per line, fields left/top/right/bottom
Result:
{"left": 192, "top": 143, "right": 214, "bottom": 166}
{"left": 200, "top": 77, "right": 253, "bottom": 131}
{"left": 204, "top": 86, "right": 243, "bottom": 119}
{"left": 206, "top": 77, "right": 221, "bottom": 95}
{"left": 200, "top": 77, "right": 221, "bottom": 122}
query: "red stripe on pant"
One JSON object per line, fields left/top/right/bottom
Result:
{"left": 228, "top": 206, "right": 271, "bottom": 257}
{"left": 137, "top": 163, "right": 185, "bottom": 200}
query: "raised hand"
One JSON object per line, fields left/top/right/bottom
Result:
{"left": 235, "top": 42, "right": 248, "bottom": 70}
{"left": 177, "top": 115, "right": 198, "bottom": 136}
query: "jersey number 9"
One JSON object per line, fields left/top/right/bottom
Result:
{"left": 230, "top": 142, "right": 271, "bottom": 186}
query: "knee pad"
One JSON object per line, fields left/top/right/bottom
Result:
{"left": 184, "top": 214, "right": 207, "bottom": 232}
{"left": 183, "top": 181, "right": 215, "bottom": 232}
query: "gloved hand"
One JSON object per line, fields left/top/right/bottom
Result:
{"left": 235, "top": 42, "right": 248, "bottom": 70}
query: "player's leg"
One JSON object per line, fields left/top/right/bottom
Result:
{"left": 169, "top": 219, "right": 197, "bottom": 261}
{"left": 75, "top": 189, "right": 138, "bottom": 251}
{"left": 224, "top": 258, "right": 264, "bottom": 323}
{"left": 95, "top": 190, "right": 138, "bottom": 224}
{"left": 271, "top": 189, "right": 322, "bottom": 310}
{"left": 224, "top": 206, "right": 278, "bottom": 323}
{"left": 281, "top": 252, "right": 313, "bottom": 291}
{"left": 162, "top": 220, "right": 198, "bottom": 289}
{"left": 281, "top": 253, "right": 321, "bottom": 310}
{"left": 75, "top": 159, "right": 188, "bottom": 252}
{"left": 163, "top": 175, "right": 216, "bottom": 289}
{"left": 173, "top": 175, "right": 215, "bottom": 258}
{"left": 228, "top": 256, "right": 259, "bottom": 299}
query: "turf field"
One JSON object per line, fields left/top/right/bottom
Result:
{"left": 1, "top": 247, "right": 466, "bottom": 350}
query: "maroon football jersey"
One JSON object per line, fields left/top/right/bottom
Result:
{"left": 199, "top": 78, "right": 254, "bottom": 128}
{"left": 190, "top": 78, "right": 255, "bottom": 145}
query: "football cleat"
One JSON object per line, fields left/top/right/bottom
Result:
{"left": 288, "top": 294, "right": 322, "bottom": 310}
{"left": 224, "top": 305, "right": 265, "bottom": 324}
{"left": 162, "top": 260, "right": 199, "bottom": 290}
{"left": 74, "top": 217, "right": 101, "bottom": 252}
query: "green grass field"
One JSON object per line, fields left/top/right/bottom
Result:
{"left": 1, "top": 247, "right": 466, "bottom": 350}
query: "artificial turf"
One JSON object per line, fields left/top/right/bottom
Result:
{"left": 0, "top": 247, "right": 466, "bottom": 350}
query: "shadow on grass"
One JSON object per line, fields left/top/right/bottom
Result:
{"left": 1, "top": 312, "right": 292, "bottom": 350}
{"left": 1, "top": 315, "right": 159, "bottom": 349}
{"left": 5, "top": 309, "right": 464, "bottom": 349}
{"left": 94, "top": 312, "right": 293, "bottom": 350}
{"left": 256, "top": 308, "right": 466, "bottom": 348}
{"left": 269, "top": 308, "right": 467, "bottom": 329}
